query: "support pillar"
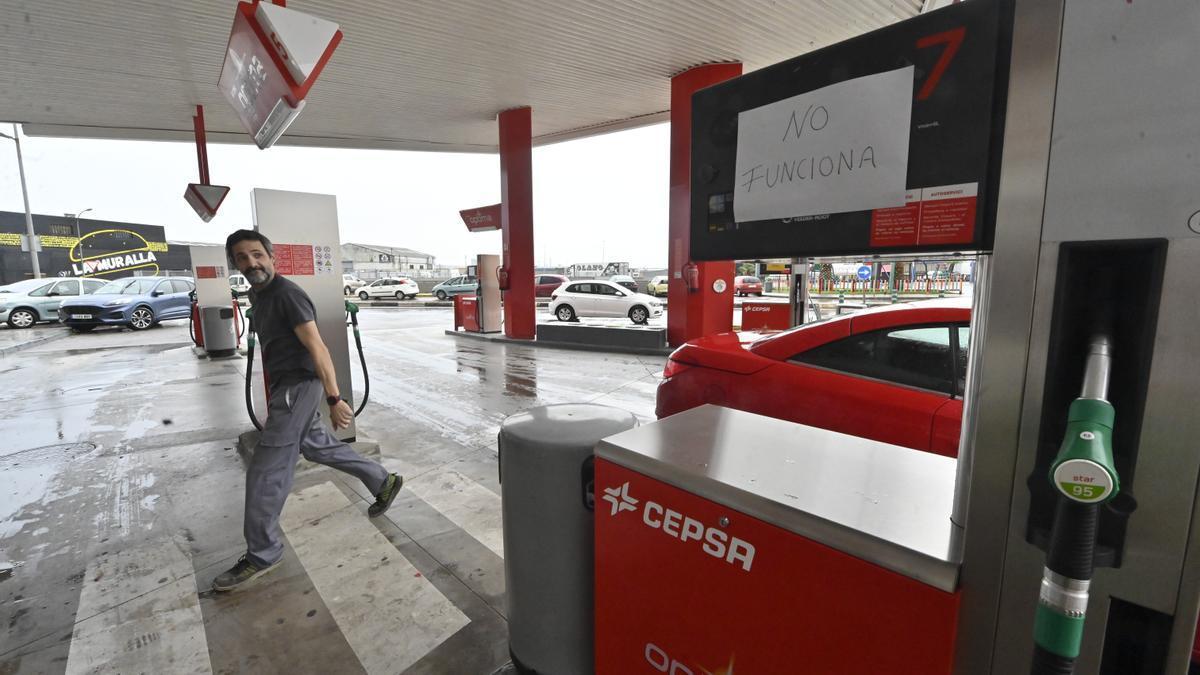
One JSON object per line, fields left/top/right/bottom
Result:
{"left": 667, "top": 63, "right": 742, "bottom": 347}
{"left": 499, "top": 107, "right": 536, "bottom": 340}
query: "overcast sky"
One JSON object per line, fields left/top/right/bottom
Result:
{"left": 0, "top": 123, "right": 671, "bottom": 269}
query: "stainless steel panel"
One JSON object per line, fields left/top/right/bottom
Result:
{"left": 1041, "top": 0, "right": 1200, "bottom": 243}
{"left": 476, "top": 253, "right": 502, "bottom": 333}
{"left": 950, "top": 253, "right": 990, "bottom": 531}
{"left": 953, "top": 0, "right": 1065, "bottom": 672}
{"left": 596, "top": 405, "right": 961, "bottom": 592}
{"left": 251, "top": 188, "right": 355, "bottom": 440}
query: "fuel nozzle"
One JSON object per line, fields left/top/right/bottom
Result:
{"left": 1032, "top": 333, "right": 1119, "bottom": 674}
{"left": 1049, "top": 336, "right": 1118, "bottom": 505}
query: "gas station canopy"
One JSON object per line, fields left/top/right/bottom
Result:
{"left": 2, "top": 0, "right": 922, "bottom": 152}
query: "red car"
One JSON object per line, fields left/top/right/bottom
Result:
{"left": 734, "top": 275, "right": 764, "bottom": 296}
{"left": 656, "top": 298, "right": 970, "bottom": 458}
{"left": 535, "top": 274, "right": 570, "bottom": 298}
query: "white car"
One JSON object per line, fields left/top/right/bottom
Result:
{"left": 357, "top": 277, "right": 419, "bottom": 300}
{"left": 228, "top": 274, "right": 250, "bottom": 297}
{"left": 549, "top": 279, "right": 663, "bottom": 325}
{"left": 343, "top": 274, "right": 365, "bottom": 295}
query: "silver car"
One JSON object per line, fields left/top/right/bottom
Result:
{"left": 0, "top": 277, "right": 107, "bottom": 328}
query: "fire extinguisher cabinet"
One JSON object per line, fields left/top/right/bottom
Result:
{"left": 498, "top": 404, "right": 639, "bottom": 674}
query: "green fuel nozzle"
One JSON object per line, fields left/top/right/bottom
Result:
{"left": 1032, "top": 335, "right": 1119, "bottom": 673}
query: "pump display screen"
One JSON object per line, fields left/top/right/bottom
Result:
{"left": 690, "top": 0, "right": 1011, "bottom": 260}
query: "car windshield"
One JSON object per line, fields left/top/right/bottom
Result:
{"left": 95, "top": 278, "right": 158, "bottom": 295}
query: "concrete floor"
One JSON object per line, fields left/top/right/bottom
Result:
{"left": 0, "top": 309, "right": 664, "bottom": 674}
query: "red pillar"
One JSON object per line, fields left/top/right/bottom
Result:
{"left": 499, "top": 107, "right": 535, "bottom": 340}
{"left": 667, "top": 63, "right": 742, "bottom": 348}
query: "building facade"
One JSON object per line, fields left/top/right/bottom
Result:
{"left": 341, "top": 243, "right": 444, "bottom": 280}
{"left": 0, "top": 211, "right": 192, "bottom": 284}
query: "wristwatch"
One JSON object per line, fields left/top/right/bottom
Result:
{"left": 327, "top": 394, "right": 346, "bottom": 407}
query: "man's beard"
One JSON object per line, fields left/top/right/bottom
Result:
{"left": 245, "top": 268, "right": 271, "bottom": 285}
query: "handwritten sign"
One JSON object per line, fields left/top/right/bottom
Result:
{"left": 733, "top": 66, "right": 914, "bottom": 223}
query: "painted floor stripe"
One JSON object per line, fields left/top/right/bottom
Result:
{"left": 66, "top": 540, "right": 212, "bottom": 675}
{"left": 281, "top": 481, "right": 470, "bottom": 675}
{"left": 381, "top": 458, "right": 505, "bottom": 559}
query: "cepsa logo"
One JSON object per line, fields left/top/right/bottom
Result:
{"left": 602, "top": 482, "right": 755, "bottom": 572}
{"left": 645, "top": 642, "right": 735, "bottom": 675}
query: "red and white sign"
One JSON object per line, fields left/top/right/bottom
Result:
{"left": 195, "top": 265, "right": 224, "bottom": 280}
{"left": 595, "top": 459, "right": 961, "bottom": 675}
{"left": 218, "top": 2, "right": 342, "bottom": 149}
{"left": 273, "top": 243, "right": 315, "bottom": 276}
{"left": 870, "top": 183, "right": 977, "bottom": 248}
{"left": 459, "top": 204, "right": 503, "bottom": 232}
{"left": 184, "top": 183, "right": 231, "bottom": 223}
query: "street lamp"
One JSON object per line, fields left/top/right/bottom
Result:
{"left": 0, "top": 123, "right": 41, "bottom": 278}
{"left": 66, "top": 208, "right": 93, "bottom": 275}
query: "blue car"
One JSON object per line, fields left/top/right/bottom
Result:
{"left": 58, "top": 276, "right": 195, "bottom": 333}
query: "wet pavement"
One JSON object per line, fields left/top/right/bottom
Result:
{"left": 0, "top": 309, "right": 664, "bottom": 674}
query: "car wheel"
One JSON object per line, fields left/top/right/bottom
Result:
{"left": 435, "top": 290, "right": 448, "bottom": 301}
{"left": 7, "top": 307, "right": 36, "bottom": 329}
{"left": 395, "top": 290, "right": 405, "bottom": 300}
{"left": 344, "top": 285, "right": 352, "bottom": 295}
{"left": 129, "top": 306, "right": 155, "bottom": 331}
{"left": 555, "top": 305, "right": 576, "bottom": 322}
{"left": 70, "top": 325, "right": 96, "bottom": 333}
{"left": 629, "top": 306, "right": 649, "bottom": 325}
{"left": 358, "top": 291, "right": 370, "bottom": 300}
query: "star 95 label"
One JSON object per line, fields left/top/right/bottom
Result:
{"left": 1053, "top": 459, "right": 1113, "bottom": 503}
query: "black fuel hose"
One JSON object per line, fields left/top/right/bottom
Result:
{"left": 346, "top": 302, "right": 369, "bottom": 416}
{"left": 233, "top": 290, "right": 246, "bottom": 340}
{"left": 188, "top": 291, "right": 201, "bottom": 347}
{"left": 244, "top": 311, "right": 263, "bottom": 431}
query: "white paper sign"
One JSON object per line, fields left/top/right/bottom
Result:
{"left": 734, "top": 66, "right": 914, "bottom": 223}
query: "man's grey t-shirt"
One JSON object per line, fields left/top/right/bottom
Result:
{"left": 250, "top": 274, "right": 317, "bottom": 390}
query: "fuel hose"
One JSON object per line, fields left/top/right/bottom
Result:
{"left": 243, "top": 308, "right": 263, "bottom": 431}
{"left": 345, "top": 300, "right": 370, "bottom": 416}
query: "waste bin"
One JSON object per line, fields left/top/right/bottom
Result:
{"left": 499, "top": 404, "right": 639, "bottom": 675}
{"left": 200, "top": 305, "right": 237, "bottom": 356}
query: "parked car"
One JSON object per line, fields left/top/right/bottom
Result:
{"left": 549, "top": 279, "right": 663, "bottom": 325}
{"left": 734, "top": 275, "right": 764, "bottom": 296}
{"left": 357, "top": 277, "right": 419, "bottom": 300}
{"left": 431, "top": 275, "right": 478, "bottom": 301}
{"left": 343, "top": 274, "right": 365, "bottom": 295}
{"left": 656, "top": 297, "right": 970, "bottom": 458}
{"left": 610, "top": 274, "right": 638, "bottom": 293}
{"left": 535, "top": 274, "right": 570, "bottom": 298}
{"left": 228, "top": 274, "right": 250, "bottom": 297}
{"left": 0, "top": 277, "right": 107, "bottom": 328}
{"left": 646, "top": 275, "right": 669, "bottom": 297}
{"left": 58, "top": 276, "right": 196, "bottom": 332}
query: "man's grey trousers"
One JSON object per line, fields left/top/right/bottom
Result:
{"left": 245, "top": 378, "right": 389, "bottom": 567}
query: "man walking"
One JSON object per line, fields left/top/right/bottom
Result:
{"left": 213, "top": 229, "right": 402, "bottom": 592}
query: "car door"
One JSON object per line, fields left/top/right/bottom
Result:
{"left": 148, "top": 279, "right": 178, "bottom": 317}
{"left": 594, "top": 282, "right": 626, "bottom": 317}
{"left": 562, "top": 283, "right": 594, "bottom": 315}
{"left": 40, "top": 279, "right": 80, "bottom": 317}
{"left": 170, "top": 280, "right": 195, "bottom": 318}
{"left": 774, "top": 324, "right": 960, "bottom": 455}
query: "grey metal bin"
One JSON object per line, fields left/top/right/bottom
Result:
{"left": 499, "top": 404, "right": 639, "bottom": 675}
{"left": 200, "top": 305, "right": 237, "bottom": 355}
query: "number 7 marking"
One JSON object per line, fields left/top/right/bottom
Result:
{"left": 915, "top": 26, "right": 966, "bottom": 100}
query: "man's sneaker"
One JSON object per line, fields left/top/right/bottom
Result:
{"left": 212, "top": 555, "right": 280, "bottom": 592}
{"left": 369, "top": 473, "right": 404, "bottom": 518}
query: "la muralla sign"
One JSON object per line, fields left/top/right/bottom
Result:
{"left": 69, "top": 229, "right": 161, "bottom": 277}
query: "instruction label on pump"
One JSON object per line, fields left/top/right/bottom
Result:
{"left": 1053, "top": 459, "right": 1113, "bottom": 503}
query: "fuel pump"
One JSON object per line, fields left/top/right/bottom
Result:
{"left": 1032, "top": 333, "right": 1119, "bottom": 674}
{"left": 243, "top": 299, "right": 370, "bottom": 431}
